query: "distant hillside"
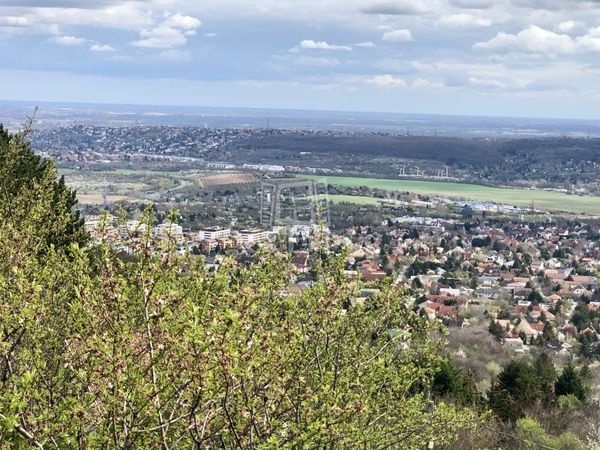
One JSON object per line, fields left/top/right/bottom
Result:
{"left": 237, "top": 134, "right": 503, "bottom": 165}
{"left": 234, "top": 133, "right": 600, "bottom": 167}
{"left": 497, "top": 138, "right": 600, "bottom": 163}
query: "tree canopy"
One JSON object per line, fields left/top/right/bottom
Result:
{"left": 0, "top": 124, "right": 86, "bottom": 257}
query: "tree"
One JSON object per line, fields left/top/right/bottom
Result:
{"left": 489, "top": 360, "right": 541, "bottom": 421}
{"left": 533, "top": 352, "right": 557, "bottom": 401}
{"left": 488, "top": 320, "right": 505, "bottom": 340}
{"left": 0, "top": 123, "right": 86, "bottom": 255}
{"left": 527, "top": 289, "right": 544, "bottom": 306}
{"left": 516, "top": 416, "right": 585, "bottom": 450}
{"left": 555, "top": 364, "right": 586, "bottom": 402}
{"left": 432, "top": 360, "right": 480, "bottom": 407}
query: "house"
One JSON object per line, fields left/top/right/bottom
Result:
{"left": 291, "top": 251, "right": 310, "bottom": 273}
{"left": 502, "top": 333, "right": 526, "bottom": 352}
{"left": 515, "top": 320, "right": 542, "bottom": 339}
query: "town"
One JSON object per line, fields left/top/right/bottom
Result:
{"left": 86, "top": 207, "right": 600, "bottom": 367}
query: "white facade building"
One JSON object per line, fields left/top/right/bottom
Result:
{"left": 198, "top": 227, "right": 231, "bottom": 241}
{"left": 240, "top": 229, "right": 269, "bottom": 245}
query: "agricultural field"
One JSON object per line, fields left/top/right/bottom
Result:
{"left": 197, "top": 173, "right": 258, "bottom": 187}
{"left": 303, "top": 175, "right": 600, "bottom": 215}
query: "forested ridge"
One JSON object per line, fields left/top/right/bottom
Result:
{"left": 0, "top": 125, "right": 598, "bottom": 449}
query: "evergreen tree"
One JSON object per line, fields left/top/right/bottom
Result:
{"left": 555, "top": 364, "right": 586, "bottom": 402}
{"left": 533, "top": 352, "right": 557, "bottom": 401}
{"left": 488, "top": 320, "right": 504, "bottom": 340}
{"left": 0, "top": 123, "right": 86, "bottom": 255}
{"left": 489, "top": 360, "right": 540, "bottom": 421}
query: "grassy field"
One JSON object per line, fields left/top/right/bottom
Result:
{"left": 303, "top": 175, "right": 600, "bottom": 215}
{"left": 320, "top": 194, "right": 382, "bottom": 205}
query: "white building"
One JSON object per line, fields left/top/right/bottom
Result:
{"left": 198, "top": 226, "right": 231, "bottom": 241}
{"left": 119, "top": 220, "right": 148, "bottom": 238}
{"left": 239, "top": 229, "right": 269, "bottom": 245}
{"left": 154, "top": 222, "right": 183, "bottom": 241}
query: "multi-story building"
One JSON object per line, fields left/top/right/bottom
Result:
{"left": 239, "top": 229, "right": 269, "bottom": 245}
{"left": 119, "top": 220, "right": 148, "bottom": 238}
{"left": 198, "top": 226, "right": 231, "bottom": 241}
{"left": 154, "top": 222, "right": 184, "bottom": 241}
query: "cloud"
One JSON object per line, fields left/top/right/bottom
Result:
{"left": 163, "top": 13, "right": 201, "bottom": 30}
{"left": 449, "top": 0, "right": 494, "bottom": 8}
{"left": 130, "top": 13, "right": 201, "bottom": 49}
{"left": 474, "top": 25, "right": 600, "bottom": 55}
{"left": 131, "top": 25, "right": 188, "bottom": 48}
{"left": 437, "top": 13, "right": 492, "bottom": 28}
{"left": 382, "top": 29, "right": 414, "bottom": 42}
{"left": 510, "top": 0, "right": 600, "bottom": 12}
{"left": 90, "top": 43, "right": 115, "bottom": 52}
{"left": 473, "top": 25, "right": 576, "bottom": 55}
{"left": 51, "top": 35, "right": 85, "bottom": 46}
{"left": 290, "top": 39, "right": 352, "bottom": 52}
{"left": 0, "top": 16, "right": 35, "bottom": 27}
{"left": 368, "top": 74, "right": 407, "bottom": 87}
{"left": 0, "top": 0, "right": 123, "bottom": 6}
{"left": 556, "top": 20, "right": 577, "bottom": 33}
{"left": 354, "top": 41, "right": 376, "bottom": 47}
{"left": 32, "top": 4, "right": 154, "bottom": 31}
{"left": 410, "top": 78, "right": 444, "bottom": 89}
{"left": 361, "top": 1, "right": 428, "bottom": 15}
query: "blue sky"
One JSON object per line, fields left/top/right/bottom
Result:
{"left": 2, "top": 0, "right": 600, "bottom": 118}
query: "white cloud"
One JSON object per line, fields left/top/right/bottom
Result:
{"left": 51, "top": 35, "right": 85, "bottom": 46}
{"left": 474, "top": 25, "right": 600, "bottom": 56}
{"left": 473, "top": 25, "right": 576, "bottom": 55}
{"left": 163, "top": 13, "right": 202, "bottom": 30}
{"left": 368, "top": 74, "right": 407, "bottom": 87}
{"left": 556, "top": 20, "right": 576, "bottom": 33}
{"left": 382, "top": 29, "right": 414, "bottom": 42}
{"left": 354, "top": 41, "right": 375, "bottom": 47}
{"left": 131, "top": 25, "right": 188, "bottom": 48}
{"left": 130, "top": 13, "right": 201, "bottom": 49}
{"left": 33, "top": 4, "right": 154, "bottom": 31}
{"left": 90, "top": 43, "right": 115, "bottom": 52}
{"left": 0, "top": 16, "right": 34, "bottom": 27}
{"left": 437, "top": 13, "right": 492, "bottom": 28}
{"left": 291, "top": 39, "right": 352, "bottom": 51}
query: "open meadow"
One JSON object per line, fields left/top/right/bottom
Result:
{"left": 302, "top": 175, "right": 600, "bottom": 215}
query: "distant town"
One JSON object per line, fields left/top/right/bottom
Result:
{"left": 87, "top": 207, "right": 600, "bottom": 364}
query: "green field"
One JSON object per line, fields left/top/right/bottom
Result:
{"left": 303, "top": 175, "right": 600, "bottom": 215}
{"left": 320, "top": 194, "right": 382, "bottom": 205}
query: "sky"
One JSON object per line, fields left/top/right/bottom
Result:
{"left": 1, "top": 0, "right": 600, "bottom": 119}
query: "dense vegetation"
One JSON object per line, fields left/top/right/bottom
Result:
{"left": 236, "top": 134, "right": 502, "bottom": 165}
